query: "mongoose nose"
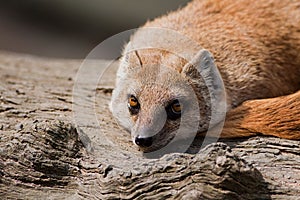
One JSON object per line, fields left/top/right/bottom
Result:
{"left": 135, "top": 136, "right": 153, "bottom": 147}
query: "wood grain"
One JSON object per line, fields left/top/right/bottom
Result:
{"left": 0, "top": 52, "right": 299, "bottom": 199}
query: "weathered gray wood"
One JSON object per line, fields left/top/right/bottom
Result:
{"left": 0, "top": 52, "right": 299, "bottom": 199}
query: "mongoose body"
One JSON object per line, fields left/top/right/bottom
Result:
{"left": 110, "top": 0, "right": 300, "bottom": 151}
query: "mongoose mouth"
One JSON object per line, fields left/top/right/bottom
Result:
{"left": 134, "top": 126, "right": 215, "bottom": 153}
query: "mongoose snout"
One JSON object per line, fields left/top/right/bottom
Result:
{"left": 134, "top": 136, "right": 153, "bottom": 148}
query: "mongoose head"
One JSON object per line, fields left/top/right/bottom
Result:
{"left": 110, "top": 47, "right": 226, "bottom": 152}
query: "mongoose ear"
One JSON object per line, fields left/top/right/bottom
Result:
{"left": 182, "top": 49, "right": 216, "bottom": 80}
{"left": 182, "top": 49, "right": 226, "bottom": 107}
{"left": 182, "top": 49, "right": 222, "bottom": 90}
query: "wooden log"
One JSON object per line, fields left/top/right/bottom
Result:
{"left": 0, "top": 52, "right": 299, "bottom": 199}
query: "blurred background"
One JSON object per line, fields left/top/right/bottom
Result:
{"left": 0, "top": 0, "right": 190, "bottom": 58}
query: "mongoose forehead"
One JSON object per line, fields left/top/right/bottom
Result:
{"left": 110, "top": 0, "right": 300, "bottom": 152}
{"left": 126, "top": 49, "right": 188, "bottom": 73}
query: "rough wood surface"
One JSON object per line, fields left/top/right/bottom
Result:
{"left": 0, "top": 52, "right": 299, "bottom": 199}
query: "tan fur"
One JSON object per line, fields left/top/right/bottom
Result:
{"left": 143, "top": 0, "right": 300, "bottom": 105}
{"left": 111, "top": 0, "right": 300, "bottom": 151}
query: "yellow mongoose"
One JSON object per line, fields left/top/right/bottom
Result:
{"left": 110, "top": 0, "right": 300, "bottom": 151}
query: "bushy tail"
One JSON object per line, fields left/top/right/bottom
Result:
{"left": 221, "top": 90, "right": 300, "bottom": 140}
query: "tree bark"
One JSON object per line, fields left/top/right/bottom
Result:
{"left": 0, "top": 52, "right": 299, "bottom": 199}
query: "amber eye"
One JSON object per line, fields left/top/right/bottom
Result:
{"left": 166, "top": 99, "right": 182, "bottom": 120}
{"left": 171, "top": 101, "right": 181, "bottom": 113}
{"left": 128, "top": 95, "right": 140, "bottom": 115}
{"left": 129, "top": 96, "right": 138, "bottom": 107}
